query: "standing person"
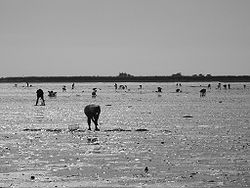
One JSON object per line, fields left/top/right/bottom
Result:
{"left": 35, "top": 89, "right": 45, "bottom": 106}
{"left": 92, "top": 88, "right": 97, "bottom": 98}
{"left": 72, "top": 83, "right": 75, "bottom": 89}
{"left": 217, "top": 83, "right": 221, "bottom": 89}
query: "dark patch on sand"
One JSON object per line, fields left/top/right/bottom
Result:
{"left": 23, "top": 128, "right": 63, "bottom": 133}
{"left": 135, "top": 128, "right": 149, "bottom": 132}
{"left": 104, "top": 128, "right": 132, "bottom": 132}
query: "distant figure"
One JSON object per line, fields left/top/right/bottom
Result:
{"left": 228, "top": 84, "right": 231, "bottom": 89}
{"left": 157, "top": 87, "right": 162, "bottom": 93}
{"left": 119, "top": 85, "right": 125, "bottom": 90}
{"left": 223, "top": 84, "right": 227, "bottom": 89}
{"left": 84, "top": 104, "right": 101, "bottom": 131}
{"left": 14, "top": 84, "right": 18, "bottom": 87}
{"left": 139, "top": 85, "right": 142, "bottom": 89}
{"left": 208, "top": 84, "right": 211, "bottom": 89}
{"left": 244, "top": 84, "right": 246, "bottom": 89}
{"left": 48, "top": 91, "right": 57, "bottom": 97}
{"left": 26, "top": 82, "right": 29, "bottom": 87}
{"left": 200, "top": 88, "right": 206, "bottom": 97}
{"left": 36, "top": 89, "right": 45, "bottom": 106}
{"left": 176, "top": 88, "right": 181, "bottom": 93}
{"left": 217, "top": 83, "right": 221, "bottom": 89}
{"left": 176, "top": 83, "right": 182, "bottom": 89}
{"left": 62, "top": 86, "right": 66, "bottom": 92}
{"left": 114, "top": 83, "right": 118, "bottom": 90}
{"left": 72, "top": 83, "right": 75, "bottom": 89}
{"left": 92, "top": 90, "right": 97, "bottom": 98}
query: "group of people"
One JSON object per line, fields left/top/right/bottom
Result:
{"left": 62, "top": 83, "right": 75, "bottom": 92}
{"left": 35, "top": 82, "right": 248, "bottom": 105}
{"left": 114, "top": 83, "right": 128, "bottom": 90}
{"left": 35, "top": 83, "right": 75, "bottom": 106}
{"left": 216, "top": 83, "right": 233, "bottom": 90}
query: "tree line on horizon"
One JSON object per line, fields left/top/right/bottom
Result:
{"left": 0, "top": 72, "right": 250, "bottom": 83}
{"left": 117, "top": 72, "right": 213, "bottom": 78}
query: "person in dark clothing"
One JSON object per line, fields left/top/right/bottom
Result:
{"left": 84, "top": 104, "right": 101, "bottom": 131}
{"left": 200, "top": 88, "right": 206, "bottom": 97}
{"left": 157, "top": 87, "right": 162, "bottom": 93}
{"left": 35, "top": 89, "right": 45, "bottom": 106}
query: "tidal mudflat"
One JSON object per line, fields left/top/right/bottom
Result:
{"left": 0, "top": 82, "right": 249, "bottom": 187}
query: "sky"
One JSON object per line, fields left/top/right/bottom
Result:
{"left": 0, "top": 0, "right": 250, "bottom": 77}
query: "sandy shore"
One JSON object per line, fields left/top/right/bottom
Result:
{"left": 0, "top": 83, "right": 249, "bottom": 187}
{"left": 0, "top": 123, "right": 249, "bottom": 188}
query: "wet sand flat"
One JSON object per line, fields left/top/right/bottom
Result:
{"left": 0, "top": 82, "right": 249, "bottom": 187}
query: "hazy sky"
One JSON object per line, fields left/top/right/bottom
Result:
{"left": 0, "top": 0, "right": 250, "bottom": 77}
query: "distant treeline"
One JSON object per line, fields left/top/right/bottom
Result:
{"left": 0, "top": 75, "right": 250, "bottom": 83}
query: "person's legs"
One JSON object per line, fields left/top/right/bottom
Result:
{"left": 93, "top": 114, "right": 100, "bottom": 131}
{"left": 87, "top": 117, "right": 92, "bottom": 130}
{"left": 35, "top": 97, "right": 39, "bottom": 106}
{"left": 41, "top": 95, "right": 45, "bottom": 105}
